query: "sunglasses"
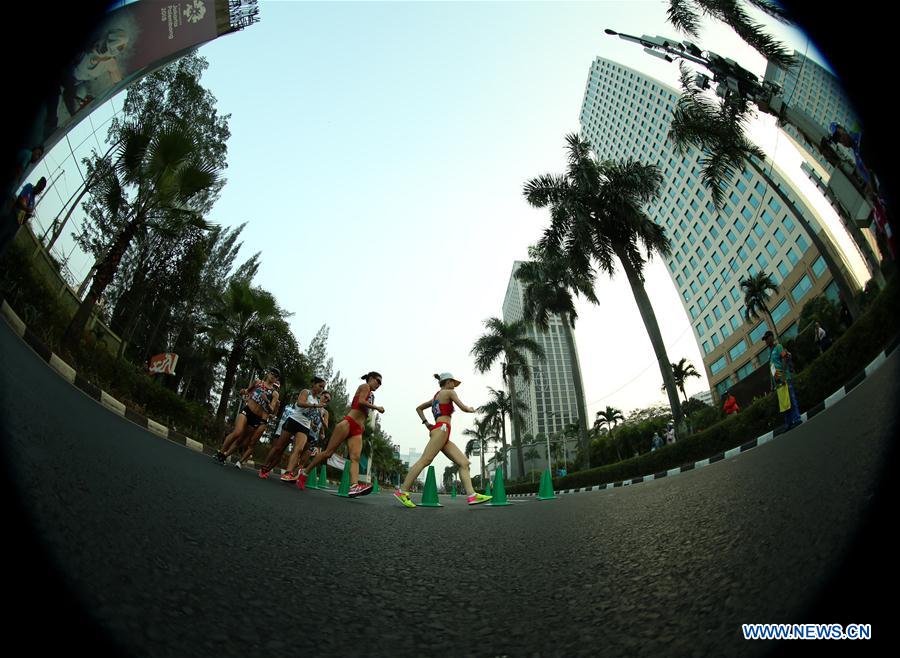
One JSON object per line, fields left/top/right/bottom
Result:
{"left": 374, "top": 379, "right": 382, "bottom": 385}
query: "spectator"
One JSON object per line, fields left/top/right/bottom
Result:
{"left": 722, "top": 390, "right": 740, "bottom": 415}
{"left": 651, "top": 431, "right": 664, "bottom": 452}
{"left": 764, "top": 330, "right": 802, "bottom": 431}
{"left": 665, "top": 422, "right": 675, "bottom": 445}
{"left": 814, "top": 321, "right": 832, "bottom": 354}
{"left": 5, "top": 144, "right": 44, "bottom": 206}
{"left": 1, "top": 176, "right": 47, "bottom": 257}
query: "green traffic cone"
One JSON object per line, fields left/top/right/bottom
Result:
{"left": 335, "top": 463, "right": 351, "bottom": 497}
{"left": 487, "top": 467, "right": 511, "bottom": 506}
{"left": 537, "top": 468, "right": 557, "bottom": 500}
{"left": 419, "top": 465, "right": 443, "bottom": 507}
{"left": 318, "top": 465, "right": 329, "bottom": 489}
{"left": 451, "top": 483, "right": 457, "bottom": 499}
{"left": 304, "top": 464, "right": 319, "bottom": 489}
{"left": 373, "top": 479, "right": 380, "bottom": 494}
{"left": 485, "top": 480, "right": 492, "bottom": 497}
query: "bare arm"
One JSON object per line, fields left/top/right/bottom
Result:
{"left": 449, "top": 391, "right": 476, "bottom": 414}
{"left": 356, "top": 385, "right": 384, "bottom": 413}
{"left": 416, "top": 400, "right": 434, "bottom": 429}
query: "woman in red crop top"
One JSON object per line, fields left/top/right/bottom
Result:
{"left": 393, "top": 372, "right": 492, "bottom": 507}
{"left": 297, "top": 371, "right": 384, "bottom": 497}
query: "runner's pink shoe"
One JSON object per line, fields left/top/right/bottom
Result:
{"left": 258, "top": 468, "right": 270, "bottom": 479}
{"left": 296, "top": 472, "right": 308, "bottom": 490}
{"left": 348, "top": 483, "right": 373, "bottom": 498}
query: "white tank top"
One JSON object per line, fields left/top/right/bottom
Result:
{"left": 288, "top": 391, "right": 318, "bottom": 428}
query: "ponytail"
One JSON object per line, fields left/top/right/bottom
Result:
{"left": 361, "top": 371, "right": 382, "bottom": 382}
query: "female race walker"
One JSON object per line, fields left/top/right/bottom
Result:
{"left": 393, "top": 372, "right": 492, "bottom": 508}
{"left": 294, "top": 390, "right": 331, "bottom": 484}
{"left": 296, "top": 372, "right": 383, "bottom": 496}
{"left": 234, "top": 381, "right": 280, "bottom": 469}
{"left": 275, "top": 378, "right": 327, "bottom": 482}
{"left": 214, "top": 366, "right": 280, "bottom": 464}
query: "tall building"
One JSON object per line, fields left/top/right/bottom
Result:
{"left": 502, "top": 262, "right": 586, "bottom": 474}
{"left": 764, "top": 52, "right": 859, "bottom": 176}
{"left": 764, "top": 52, "right": 884, "bottom": 278}
{"left": 579, "top": 58, "right": 854, "bottom": 403}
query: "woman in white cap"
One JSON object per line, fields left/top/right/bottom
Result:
{"left": 393, "top": 372, "right": 492, "bottom": 508}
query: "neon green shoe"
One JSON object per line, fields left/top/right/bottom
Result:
{"left": 393, "top": 490, "right": 416, "bottom": 508}
{"left": 467, "top": 493, "right": 492, "bottom": 506}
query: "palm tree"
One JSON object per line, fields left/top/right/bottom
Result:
{"left": 594, "top": 407, "right": 625, "bottom": 460}
{"left": 524, "top": 134, "right": 687, "bottom": 439}
{"left": 463, "top": 416, "right": 496, "bottom": 486}
{"left": 470, "top": 318, "right": 544, "bottom": 478}
{"left": 514, "top": 248, "right": 595, "bottom": 468}
{"left": 63, "top": 119, "right": 220, "bottom": 348}
{"left": 212, "top": 279, "right": 279, "bottom": 423}
{"left": 664, "top": 358, "right": 703, "bottom": 403}
{"left": 740, "top": 271, "right": 778, "bottom": 336}
{"left": 665, "top": 0, "right": 794, "bottom": 69}
{"left": 478, "top": 387, "right": 525, "bottom": 478}
{"left": 668, "top": 67, "right": 863, "bottom": 320}
{"left": 524, "top": 445, "right": 541, "bottom": 475}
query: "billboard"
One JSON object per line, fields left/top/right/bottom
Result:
{"left": 148, "top": 352, "right": 179, "bottom": 375}
{"left": 30, "top": 0, "right": 253, "bottom": 153}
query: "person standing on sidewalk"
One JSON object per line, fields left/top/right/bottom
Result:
{"left": 814, "top": 321, "right": 832, "bottom": 355}
{"left": 764, "top": 330, "right": 802, "bottom": 431}
{"left": 722, "top": 390, "right": 740, "bottom": 416}
{"left": 1, "top": 176, "right": 46, "bottom": 257}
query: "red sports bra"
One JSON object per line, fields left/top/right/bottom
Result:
{"left": 431, "top": 391, "right": 454, "bottom": 420}
{"left": 351, "top": 386, "right": 375, "bottom": 416}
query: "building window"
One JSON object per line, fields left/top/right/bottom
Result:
{"left": 710, "top": 356, "right": 727, "bottom": 375}
{"left": 762, "top": 210, "right": 775, "bottom": 226}
{"left": 765, "top": 241, "right": 777, "bottom": 257}
{"left": 749, "top": 320, "right": 769, "bottom": 342}
{"left": 697, "top": 322, "right": 706, "bottom": 337}
{"left": 738, "top": 246, "right": 749, "bottom": 262}
{"left": 736, "top": 361, "right": 755, "bottom": 381}
{"left": 774, "top": 228, "right": 787, "bottom": 245}
{"left": 712, "top": 251, "right": 722, "bottom": 265}
{"left": 797, "top": 235, "right": 809, "bottom": 252}
{"left": 786, "top": 247, "right": 799, "bottom": 265}
{"left": 728, "top": 340, "right": 747, "bottom": 361}
{"left": 771, "top": 298, "right": 791, "bottom": 325}
{"left": 728, "top": 339, "right": 749, "bottom": 361}
{"left": 756, "top": 253, "right": 768, "bottom": 269}
{"left": 812, "top": 256, "right": 827, "bottom": 277}
{"left": 703, "top": 341, "right": 711, "bottom": 355}
{"left": 711, "top": 332, "right": 721, "bottom": 347}
{"left": 791, "top": 275, "right": 813, "bottom": 302}
{"left": 722, "top": 295, "right": 731, "bottom": 311}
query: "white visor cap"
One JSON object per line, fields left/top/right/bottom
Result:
{"left": 435, "top": 372, "right": 462, "bottom": 385}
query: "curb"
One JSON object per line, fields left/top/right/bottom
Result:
{"left": 2, "top": 300, "right": 207, "bottom": 455}
{"left": 508, "top": 341, "right": 899, "bottom": 499}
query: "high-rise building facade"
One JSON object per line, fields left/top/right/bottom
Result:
{"left": 764, "top": 52, "right": 859, "bottom": 176}
{"left": 502, "top": 262, "right": 585, "bottom": 473}
{"left": 579, "top": 58, "right": 852, "bottom": 402}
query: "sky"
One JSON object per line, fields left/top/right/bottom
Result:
{"left": 30, "top": 1, "right": 865, "bottom": 482}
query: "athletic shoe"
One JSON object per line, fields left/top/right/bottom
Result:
{"left": 280, "top": 471, "right": 299, "bottom": 482}
{"left": 214, "top": 451, "right": 225, "bottom": 463}
{"left": 296, "top": 472, "right": 308, "bottom": 490}
{"left": 393, "top": 490, "right": 416, "bottom": 508}
{"left": 467, "top": 493, "right": 492, "bottom": 506}
{"left": 348, "top": 483, "right": 373, "bottom": 498}
{"left": 234, "top": 461, "right": 242, "bottom": 469}
{"left": 258, "top": 468, "right": 270, "bottom": 479}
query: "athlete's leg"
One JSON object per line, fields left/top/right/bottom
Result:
{"left": 303, "top": 421, "right": 350, "bottom": 475}
{"left": 263, "top": 430, "right": 293, "bottom": 471}
{"left": 239, "top": 424, "right": 267, "bottom": 463}
{"left": 220, "top": 413, "right": 249, "bottom": 454}
{"left": 224, "top": 422, "right": 256, "bottom": 457}
{"left": 400, "top": 427, "right": 448, "bottom": 492}
{"left": 347, "top": 434, "right": 363, "bottom": 486}
{"left": 441, "top": 440, "right": 477, "bottom": 496}
{"left": 283, "top": 430, "right": 310, "bottom": 475}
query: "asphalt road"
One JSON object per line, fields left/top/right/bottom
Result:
{"left": 2, "top": 319, "right": 897, "bottom": 657}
